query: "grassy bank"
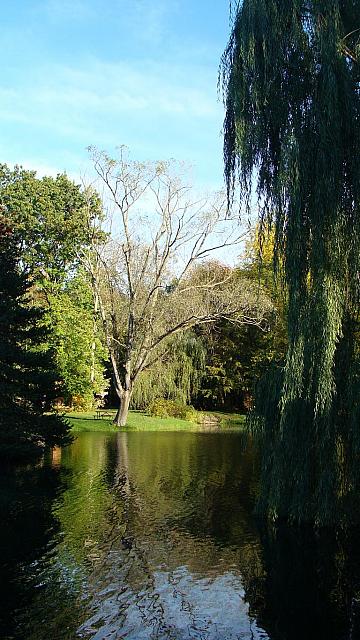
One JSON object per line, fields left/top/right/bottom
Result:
{"left": 209, "top": 412, "right": 246, "bottom": 429}
{"left": 66, "top": 410, "right": 245, "bottom": 433}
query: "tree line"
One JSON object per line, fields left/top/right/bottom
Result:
{"left": 0, "top": 157, "right": 282, "bottom": 455}
{"left": 3, "top": 0, "right": 358, "bottom": 527}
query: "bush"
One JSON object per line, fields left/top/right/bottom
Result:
{"left": 147, "top": 398, "right": 199, "bottom": 423}
{"left": 70, "top": 393, "right": 96, "bottom": 411}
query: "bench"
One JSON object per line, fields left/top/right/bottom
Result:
{"left": 94, "top": 409, "right": 114, "bottom": 420}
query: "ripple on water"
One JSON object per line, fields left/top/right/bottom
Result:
{"left": 78, "top": 567, "right": 269, "bottom": 640}
{"left": 4, "top": 431, "right": 357, "bottom": 640}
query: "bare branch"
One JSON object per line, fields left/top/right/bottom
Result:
{"left": 83, "top": 147, "right": 273, "bottom": 422}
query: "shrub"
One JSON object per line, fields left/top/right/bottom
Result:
{"left": 147, "top": 398, "right": 199, "bottom": 423}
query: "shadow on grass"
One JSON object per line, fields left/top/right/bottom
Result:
{"left": 65, "top": 412, "right": 116, "bottom": 421}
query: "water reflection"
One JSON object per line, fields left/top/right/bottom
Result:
{"left": 62, "top": 432, "right": 267, "bottom": 639}
{"left": 0, "top": 462, "right": 73, "bottom": 639}
{"left": 256, "top": 524, "right": 360, "bottom": 640}
{"left": 1, "top": 430, "right": 360, "bottom": 639}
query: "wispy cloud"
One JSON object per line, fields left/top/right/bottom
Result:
{"left": 0, "top": 0, "right": 227, "bottom": 187}
{"left": 0, "top": 57, "right": 220, "bottom": 141}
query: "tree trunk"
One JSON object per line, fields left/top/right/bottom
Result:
{"left": 114, "top": 389, "right": 132, "bottom": 427}
{"left": 90, "top": 290, "right": 99, "bottom": 384}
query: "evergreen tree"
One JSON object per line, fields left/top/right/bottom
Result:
{"left": 0, "top": 224, "right": 71, "bottom": 459}
{"left": 221, "top": 2, "right": 360, "bottom": 524}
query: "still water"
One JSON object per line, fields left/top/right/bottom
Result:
{"left": 1, "top": 430, "right": 360, "bottom": 640}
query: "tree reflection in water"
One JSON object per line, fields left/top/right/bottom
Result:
{"left": 1, "top": 431, "right": 360, "bottom": 639}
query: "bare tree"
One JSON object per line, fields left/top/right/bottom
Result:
{"left": 83, "top": 148, "right": 272, "bottom": 426}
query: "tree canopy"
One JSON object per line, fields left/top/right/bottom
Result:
{"left": 86, "top": 148, "right": 272, "bottom": 425}
{"left": 221, "top": 1, "right": 360, "bottom": 524}
{"left": 0, "top": 224, "right": 71, "bottom": 458}
{"left": 195, "top": 230, "right": 287, "bottom": 411}
{"left": 0, "top": 164, "right": 108, "bottom": 410}
{"left": 0, "top": 164, "right": 101, "bottom": 287}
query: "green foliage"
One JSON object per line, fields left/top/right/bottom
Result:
{"left": 0, "top": 164, "right": 102, "bottom": 286}
{"left": 0, "top": 163, "right": 108, "bottom": 409}
{"left": 131, "top": 332, "right": 206, "bottom": 409}
{"left": 237, "top": 228, "right": 288, "bottom": 383}
{"left": 195, "top": 235, "right": 287, "bottom": 410}
{"left": 147, "top": 398, "right": 199, "bottom": 423}
{"left": 0, "top": 226, "right": 71, "bottom": 458}
{"left": 222, "top": 1, "right": 360, "bottom": 524}
{"left": 194, "top": 321, "right": 248, "bottom": 409}
{"left": 47, "top": 272, "right": 109, "bottom": 409}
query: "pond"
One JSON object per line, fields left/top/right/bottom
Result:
{"left": 1, "top": 430, "right": 360, "bottom": 640}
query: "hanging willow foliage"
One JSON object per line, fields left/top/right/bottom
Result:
{"left": 221, "top": 1, "right": 360, "bottom": 525}
{"left": 130, "top": 332, "right": 206, "bottom": 410}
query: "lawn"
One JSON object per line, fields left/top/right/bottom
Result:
{"left": 208, "top": 411, "right": 246, "bottom": 429}
{"left": 66, "top": 410, "right": 245, "bottom": 433}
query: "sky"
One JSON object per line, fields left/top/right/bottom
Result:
{"left": 1, "top": 0, "right": 233, "bottom": 189}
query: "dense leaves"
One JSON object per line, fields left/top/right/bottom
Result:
{"left": 0, "top": 227, "right": 71, "bottom": 458}
{"left": 222, "top": 1, "right": 360, "bottom": 524}
{"left": 0, "top": 164, "right": 108, "bottom": 409}
{"left": 195, "top": 231, "right": 287, "bottom": 410}
{"left": 0, "top": 164, "right": 101, "bottom": 285}
{"left": 47, "top": 273, "right": 109, "bottom": 409}
{"left": 131, "top": 331, "right": 206, "bottom": 410}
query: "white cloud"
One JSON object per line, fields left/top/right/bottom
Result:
{"left": 0, "top": 57, "right": 220, "bottom": 145}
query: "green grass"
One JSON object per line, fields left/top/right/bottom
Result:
{"left": 66, "top": 409, "right": 246, "bottom": 433}
{"left": 67, "top": 410, "right": 196, "bottom": 433}
{"left": 206, "top": 411, "right": 246, "bottom": 429}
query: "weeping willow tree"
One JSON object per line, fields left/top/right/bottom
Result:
{"left": 221, "top": 1, "right": 360, "bottom": 524}
{"left": 131, "top": 332, "right": 206, "bottom": 409}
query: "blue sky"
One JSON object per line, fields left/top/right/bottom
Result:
{"left": 1, "top": 0, "right": 232, "bottom": 188}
